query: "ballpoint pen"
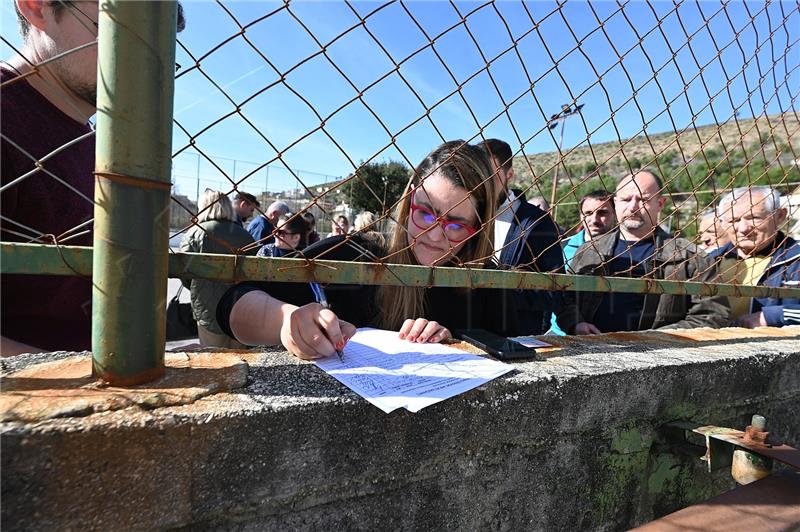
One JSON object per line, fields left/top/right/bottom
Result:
{"left": 309, "top": 282, "right": 344, "bottom": 361}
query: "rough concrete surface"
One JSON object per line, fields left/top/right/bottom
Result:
{"left": 0, "top": 352, "right": 248, "bottom": 422}
{"left": 2, "top": 327, "right": 799, "bottom": 531}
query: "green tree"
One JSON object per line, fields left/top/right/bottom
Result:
{"left": 345, "top": 160, "right": 410, "bottom": 215}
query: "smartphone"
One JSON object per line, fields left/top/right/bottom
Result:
{"left": 455, "top": 329, "right": 540, "bottom": 360}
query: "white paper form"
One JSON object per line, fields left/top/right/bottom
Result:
{"left": 314, "top": 328, "right": 513, "bottom": 413}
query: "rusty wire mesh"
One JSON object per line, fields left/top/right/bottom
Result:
{"left": 2, "top": 1, "right": 800, "bottom": 332}
{"left": 167, "top": 1, "right": 800, "bottom": 288}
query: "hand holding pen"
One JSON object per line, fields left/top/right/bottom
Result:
{"left": 309, "top": 282, "right": 348, "bottom": 361}
{"left": 280, "top": 295, "right": 355, "bottom": 361}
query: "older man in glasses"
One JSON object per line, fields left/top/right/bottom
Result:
{"left": 1, "top": 1, "right": 185, "bottom": 355}
{"left": 711, "top": 186, "right": 799, "bottom": 328}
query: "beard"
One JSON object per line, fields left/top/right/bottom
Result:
{"left": 621, "top": 217, "right": 645, "bottom": 230}
{"left": 54, "top": 50, "right": 98, "bottom": 109}
{"left": 72, "top": 81, "right": 97, "bottom": 107}
{"left": 588, "top": 224, "right": 611, "bottom": 237}
{"left": 497, "top": 187, "right": 508, "bottom": 204}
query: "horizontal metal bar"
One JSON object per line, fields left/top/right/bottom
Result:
{"left": 3, "top": 242, "right": 800, "bottom": 299}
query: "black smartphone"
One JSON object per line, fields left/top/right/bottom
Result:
{"left": 455, "top": 329, "right": 540, "bottom": 360}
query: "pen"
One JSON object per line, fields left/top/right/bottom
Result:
{"left": 310, "top": 282, "right": 344, "bottom": 361}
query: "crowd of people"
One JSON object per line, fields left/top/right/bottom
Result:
{"left": 208, "top": 139, "right": 799, "bottom": 358}
{"left": 1, "top": 1, "right": 798, "bottom": 357}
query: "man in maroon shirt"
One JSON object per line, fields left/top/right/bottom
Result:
{"left": 1, "top": 2, "right": 183, "bottom": 355}
{"left": 1, "top": 1, "right": 100, "bottom": 355}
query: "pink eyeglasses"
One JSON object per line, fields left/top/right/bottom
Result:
{"left": 409, "top": 191, "right": 478, "bottom": 243}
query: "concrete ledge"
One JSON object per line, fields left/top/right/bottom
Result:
{"left": 2, "top": 327, "right": 799, "bottom": 530}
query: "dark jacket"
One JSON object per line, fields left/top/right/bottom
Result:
{"left": 710, "top": 233, "right": 800, "bottom": 326}
{"left": 496, "top": 191, "right": 564, "bottom": 335}
{"left": 180, "top": 219, "right": 255, "bottom": 333}
{"left": 558, "top": 228, "right": 730, "bottom": 333}
{"left": 217, "top": 234, "right": 523, "bottom": 339}
{"left": 247, "top": 215, "right": 274, "bottom": 245}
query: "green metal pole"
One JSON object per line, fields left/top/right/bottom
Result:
{"left": 92, "top": 1, "right": 178, "bottom": 385}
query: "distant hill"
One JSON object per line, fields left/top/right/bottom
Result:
{"left": 512, "top": 113, "right": 800, "bottom": 185}
{"left": 508, "top": 112, "right": 800, "bottom": 234}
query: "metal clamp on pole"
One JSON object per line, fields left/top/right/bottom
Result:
{"left": 92, "top": 1, "right": 178, "bottom": 385}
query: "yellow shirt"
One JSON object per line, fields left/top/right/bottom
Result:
{"left": 718, "top": 256, "right": 772, "bottom": 318}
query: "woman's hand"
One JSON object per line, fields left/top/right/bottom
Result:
{"left": 398, "top": 318, "right": 451, "bottom": 344}
{"left": 280, "top": 302, "right": 356, "bottom": 360}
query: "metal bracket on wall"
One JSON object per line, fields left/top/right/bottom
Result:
{"left": 660, "top": 420, "right": 800, "bottom": 473}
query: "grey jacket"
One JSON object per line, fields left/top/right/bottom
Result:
{"left": 179, "top": 219, "right": 255, "bottom": 333}
{"left": 557, "top": 228, "right": 730, "bottom": 334}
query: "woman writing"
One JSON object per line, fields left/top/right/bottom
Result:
{"left": 217, "top": 141, "right": 519, "bottom": 359}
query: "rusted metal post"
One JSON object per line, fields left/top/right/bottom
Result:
{"left": 92, "top": 1, "right": 178, "bottom": 384}
{"left": 731, "top": 414, "right": 773, "bottom": 485}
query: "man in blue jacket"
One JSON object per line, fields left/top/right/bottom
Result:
{"left": 480, "top": 139, "right": 564, "bottom": 335}
{"left": 712, "top": 186, "right": 799, "bottom": 328}
{"left": 248, "top": 200, "right": 290, "bottom": 245}
{"left": 549, "top": 189, "right": 616, "bottom": 334}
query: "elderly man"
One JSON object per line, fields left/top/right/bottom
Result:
{"left": 711, "top": 187, "right": 799, "bottom": 328}
{"left": 549, "top": 189, "right": 616, "bottom": 335}
{"left": 697, "top": 209, "right": 731, "bottom": 253}
{"left": 1, "top": 2, "right": 182, "bottom": 355}
{"left": 479, "top": 138, "right": 564, "bottom": 335}
{"left": 248, "top": 200, "right": 290, "bottom": 245}
{"left": 232, "top": 191, "right": 259, "bottom": 226}
{"left": 558, "top": 170, "right": 729, "bottom": 334}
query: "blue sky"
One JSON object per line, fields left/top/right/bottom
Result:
{"left": 3, "top": 1, "right": 798, "bottom": 200}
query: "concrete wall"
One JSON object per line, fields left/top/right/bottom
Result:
{"left": 2, "top": 328, "right": 799, "bottom": 531}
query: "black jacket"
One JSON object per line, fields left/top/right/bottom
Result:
{"left": 496, "top": 191, "right": 564, "bottom": 334}
{"left": 217, "top": 235, "right": 523, "bottom": 339}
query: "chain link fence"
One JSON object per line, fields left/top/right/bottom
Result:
{"left": 2, "top": 0, "right": 800, "bottom": 356}
{"left": 166, "top": 0, "right": 800, "bottom": 326}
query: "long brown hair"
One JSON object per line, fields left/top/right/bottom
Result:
{"left": 376, "top": 140, "right": 497, "bottom": 329}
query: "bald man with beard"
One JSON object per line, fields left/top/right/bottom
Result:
{"left": 557, "top": 170, "right": 729, "bottom": 334}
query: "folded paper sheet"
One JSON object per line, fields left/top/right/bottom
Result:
{"left": 315, "top": 328, "right": 513, "bottom": 413}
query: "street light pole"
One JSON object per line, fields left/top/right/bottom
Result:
{"left": 548, "top": 102, "right": 585, "bottom": 222}
{"left": 550, "top": 118, "right": 567, "bottom": 212}
{"left": 382, "top": 175, "right": 388, "bottom": 233}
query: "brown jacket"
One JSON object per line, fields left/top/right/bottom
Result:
{"left": 557, "top": 228, "right": 730, "bottom": 333}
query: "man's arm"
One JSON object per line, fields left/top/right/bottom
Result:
{"left": 755, "top": 303, "right": 800, "bottom": 327}
{"left": 659, "top": 252, "right": 730, "bottom": 330}
{"left": 554, "top": 243, "right": 603, "bottom": 334}
{"left": 1, "top": 336, "right": 45, "bottom": 357}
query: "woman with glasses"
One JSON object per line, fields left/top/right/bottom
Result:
{"left": 257, "top": 214, "right": 308, "bottom": 257}
{"left": 217, "top": 141, "right": 519, "bottom": 359}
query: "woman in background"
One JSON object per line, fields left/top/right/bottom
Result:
{"left": 327, "top": 215, "right": 350, "bottom": 237}
{"left": 302, "top": 211, "right": 320, "bottom": 245}
{"left": 353, "top": 210, "right": 386, "bottom": 249}
{"left": 180, "top": 190, "right": 254, "bottom": 348}
{"left": 257, "top": 214, "right": 308, "bottom": 257}
{"left": 353, "top": 211, "right": 376, "bottom": 232}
